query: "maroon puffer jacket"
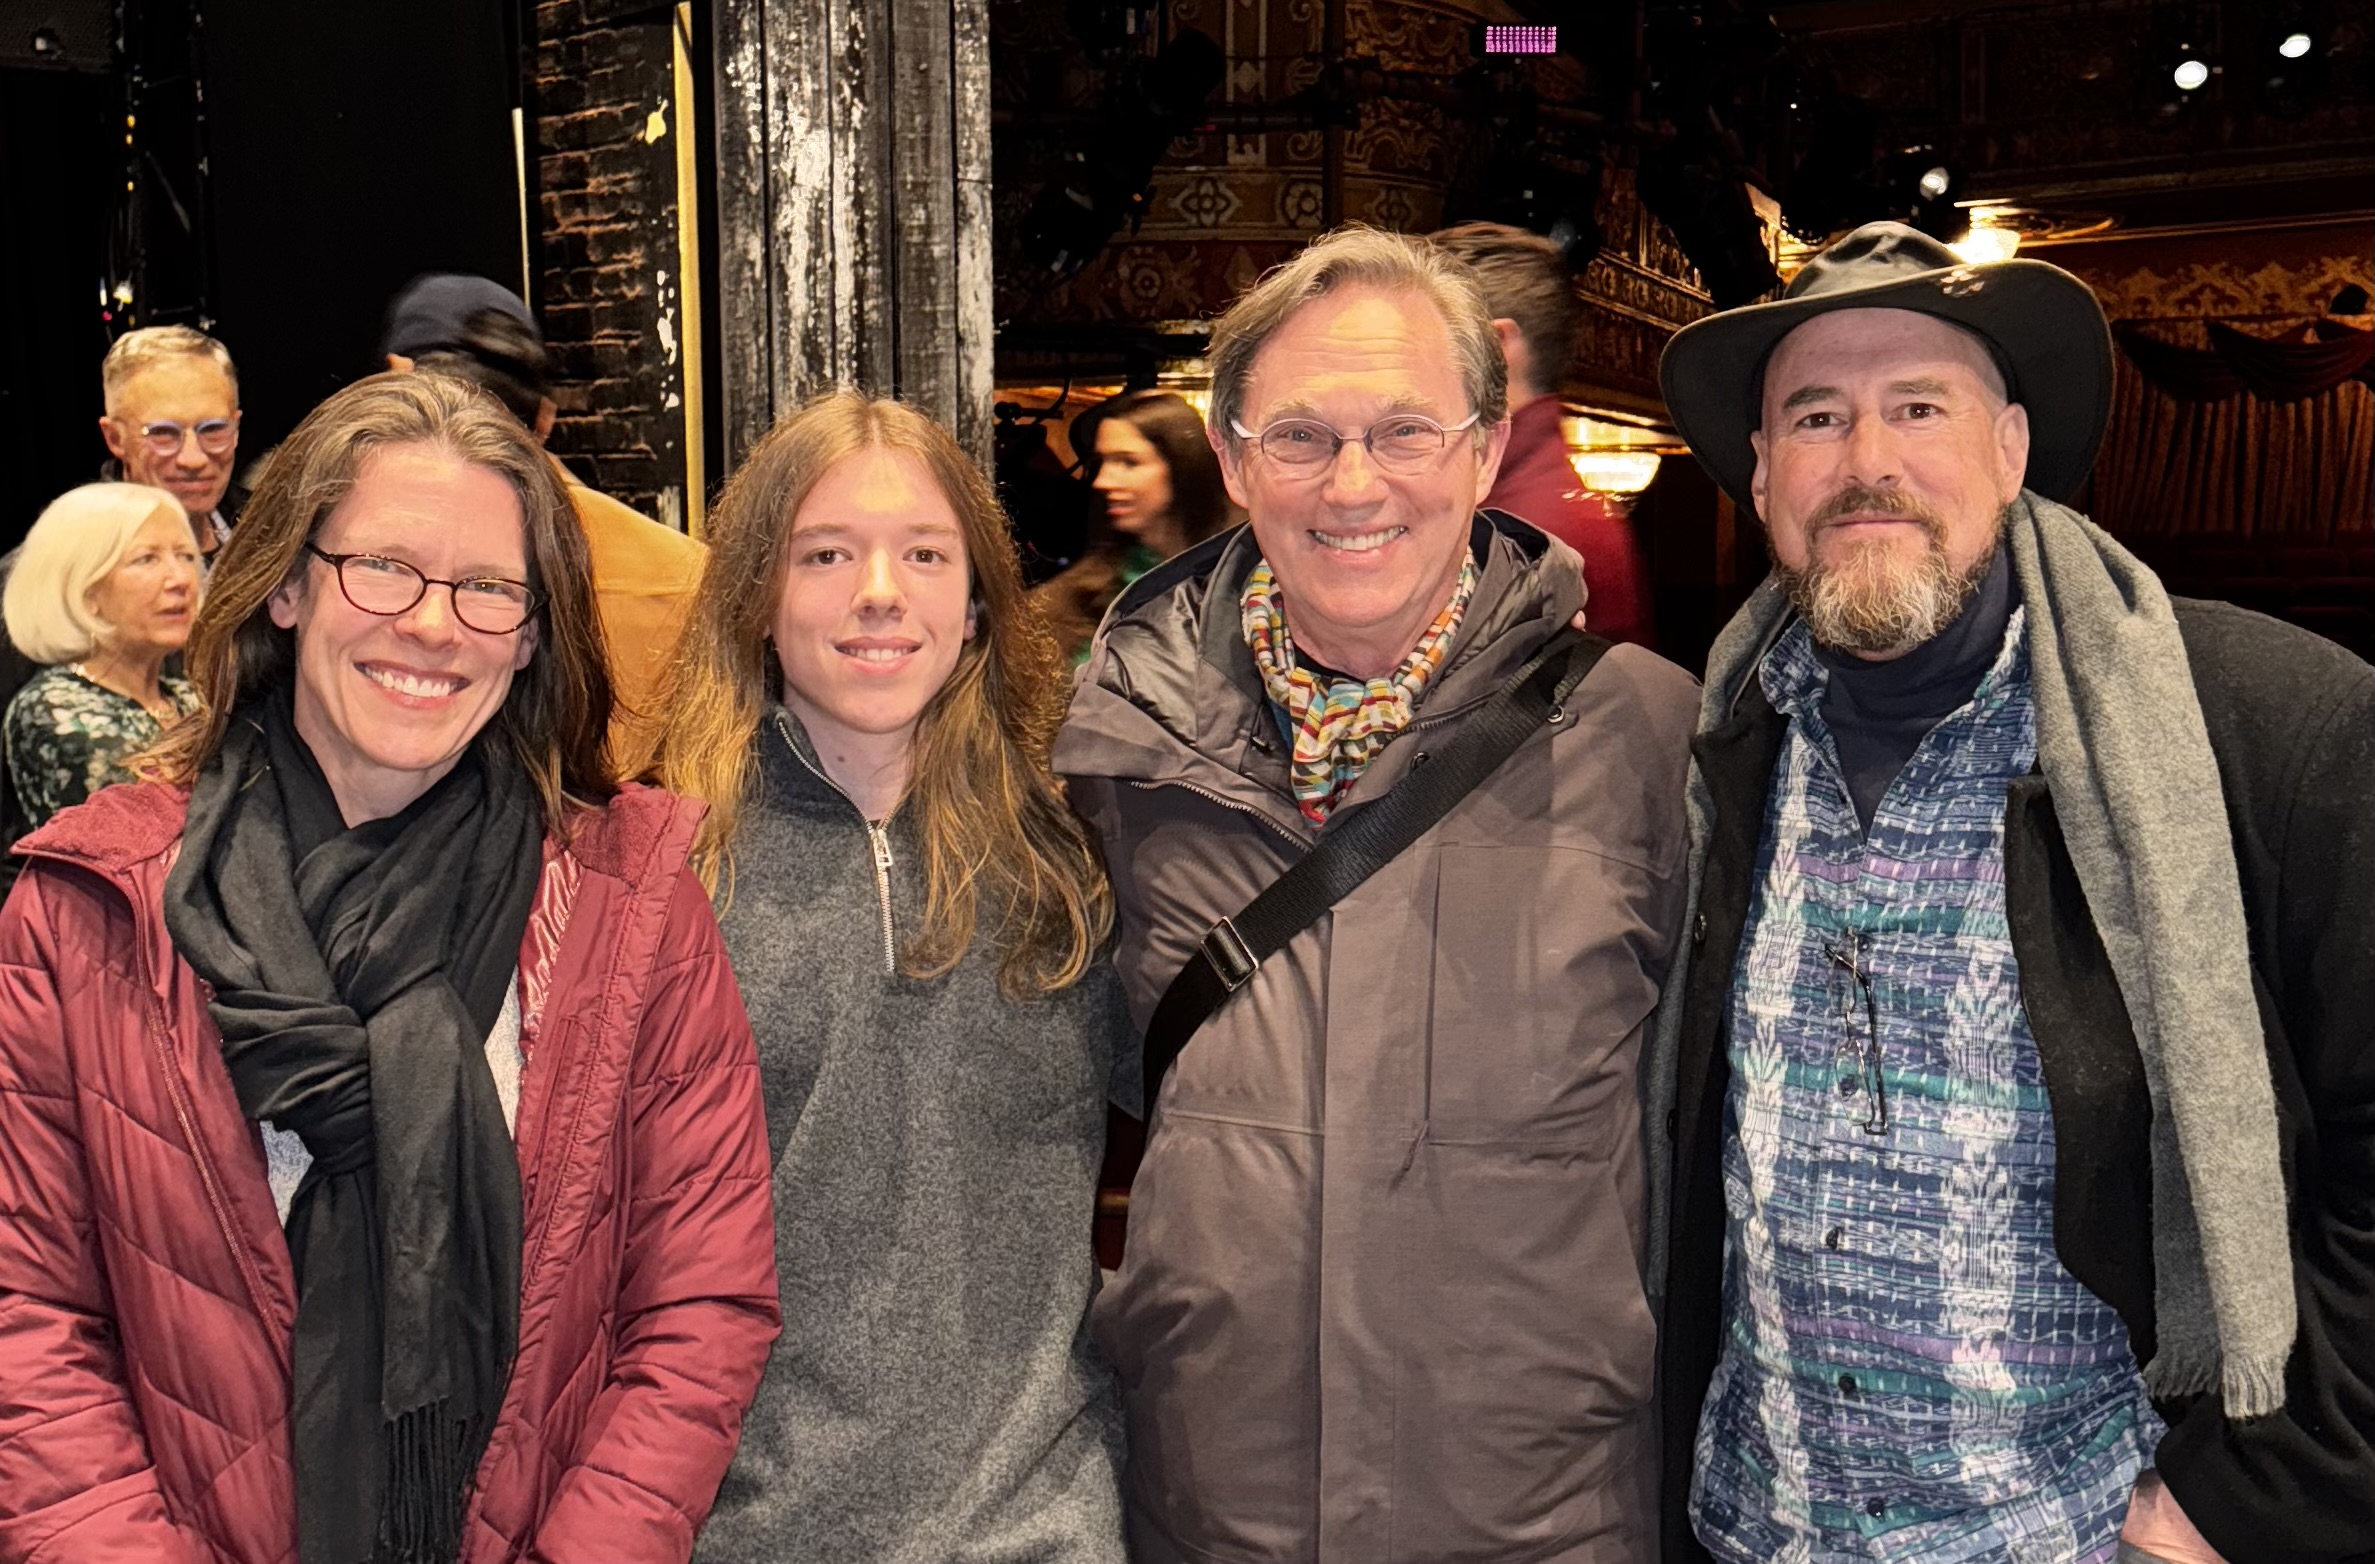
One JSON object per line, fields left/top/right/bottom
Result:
{"left": 0, "top": 780, "right": 780, "bottom": 1564}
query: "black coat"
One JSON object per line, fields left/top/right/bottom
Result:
{"left": 1659, "top": 598, "right": 2375, "bottom": 1564}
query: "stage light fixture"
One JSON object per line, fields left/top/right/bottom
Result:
{"left": 1781, "top": 95, "right": 1887, "bottom": 244}
{"left": 2172, "top": 57, "right": 2210, "bottom": 91}
{"left": 1638, "top": 142, "right": 1781, "bottom": 308}
{"left": 2259, "top": 8, "right": 2332, "bottom": 117}
{"left": 1883, "top": 148, "right": 1967, "bottom": 242}
{"left": 1021, "top": 28, "right": 1225, "bottom": 279}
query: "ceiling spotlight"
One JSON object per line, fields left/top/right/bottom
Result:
{"left": 1893, "top": 150, "right": 1966, "bottom": 242}
{"left": 2279, "top": 32, "right": 2313, "bottom": 59}
{"left": 2172, "top": 57, "right": 2210, "bottom": 91}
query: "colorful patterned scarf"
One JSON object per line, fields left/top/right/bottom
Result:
{"left": 1243, "top": 554, "right": 1478, "bottom": 823}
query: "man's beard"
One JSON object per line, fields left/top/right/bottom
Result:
{"left": 1773, "top": 486, "right": 2003, "bottom": 656}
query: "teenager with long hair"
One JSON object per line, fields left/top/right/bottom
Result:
{"left": 660, "top": 390, "right": 1128, "bottom": 1564}
{"left": 0, "top": 372, "right": 779, "bottom": 1563}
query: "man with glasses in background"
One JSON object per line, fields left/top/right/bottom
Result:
{"left": 1055, "top": 224, "right": 1698, "bottom": 1563}
{"left": 0, "top": 327, "right": 242, "bottom": 868}
{"left": 97, "top": 326, "right": 244, "bottom": 551}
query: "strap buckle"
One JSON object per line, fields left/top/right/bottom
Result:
{"left": 1199, "top": 917, "right": 1259, "bottom": 991}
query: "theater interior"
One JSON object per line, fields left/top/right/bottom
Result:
{"left": 4, "top": 0, "right": 2366, "bottom": 1250}
{"left": 6, "top": 1, "right": 2364, "bottom": 672}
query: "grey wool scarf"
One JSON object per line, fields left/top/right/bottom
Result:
{"left": 1644, "top": 490, "right": 2295, "bottom": 1419}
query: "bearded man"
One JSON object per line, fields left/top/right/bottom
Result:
{"left": 1647, "top": 222, "right": 2374, "bottom": 1564}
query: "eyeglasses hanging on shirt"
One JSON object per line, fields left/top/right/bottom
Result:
{"left": 1824, "top": 928, "right": 1891, "bottom": 1136}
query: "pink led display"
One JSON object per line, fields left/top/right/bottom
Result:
{"left": 1482, "top": 25, "right": 1558, "bottom": 55}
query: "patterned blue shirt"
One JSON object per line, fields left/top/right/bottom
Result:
{"left": 1690, "top": 610, "right": 2162, "bottom": 1564}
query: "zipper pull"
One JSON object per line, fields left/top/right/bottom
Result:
{"left": 869, "top": 824, "right": 894, "bottom": 872}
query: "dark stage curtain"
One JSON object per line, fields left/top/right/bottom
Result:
{"left": 2113, "top": 318, "right": 2375, "bottom": 405}
{"left": 2091, "top": 355, "right": 2374, "bottom": 540}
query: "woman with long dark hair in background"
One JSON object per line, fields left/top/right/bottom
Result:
{"left": 660, "top": 390, "right": 1129, "bottom": 1564}
{"left": 0, "top": 372, "right": 778, "bottom": 1564}
{"left": 1033, "top": 390, "right": 1237, "bottom": 663}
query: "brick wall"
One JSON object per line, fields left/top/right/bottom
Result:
{"left": 531, "top": 0, "right": 690, "bottom": 526}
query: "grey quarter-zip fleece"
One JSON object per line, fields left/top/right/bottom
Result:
{"left": 695, "top": 708, "right": 1130, "bottom": 1564}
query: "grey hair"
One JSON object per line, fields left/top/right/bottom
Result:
{"left": 101, "top": 326, "right": 240, "bottom": 413}
{"left": 1206, "top": 224, "right": 1508, "bottom": 446}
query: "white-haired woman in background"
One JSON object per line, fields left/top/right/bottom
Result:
{"left": 3, "top": 482, "right": 203, "bottom": 832}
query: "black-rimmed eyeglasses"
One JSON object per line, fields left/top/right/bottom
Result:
{"left": 305, "top": 544, "right": 540, "bottom": 635}
{"left": 1228, "top": 411, "right": 1482, "bottom": 473}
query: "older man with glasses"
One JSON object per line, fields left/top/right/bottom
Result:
{"left": 0, "top": 328, "right": 243, "bottom": 868}
{"left": 1055, "top": 224, "right": 1700, "bottom": 1563}
{"left": 96, "top": 326, "right": 245, "bottom": 552}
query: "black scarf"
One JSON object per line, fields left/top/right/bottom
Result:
{"left": 164, "top": 688, "right": 543, "bottom": 1563}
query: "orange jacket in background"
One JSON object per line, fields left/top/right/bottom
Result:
{"left": 557, "top": 466, "right": 706, "bottom": 767}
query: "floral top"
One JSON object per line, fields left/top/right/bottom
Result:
{"left": 4, "top": 665, "right": 198, "bottom": 831}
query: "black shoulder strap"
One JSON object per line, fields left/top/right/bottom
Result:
{"left": 1140, "top": 628, "right": 1611, "bottom": 1113}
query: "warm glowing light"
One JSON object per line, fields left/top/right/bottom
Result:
{"left": 1568, "top": 451, "right": 1663, "bottom": 494}
{"left": 1950, "top": 226, "right": 2020, "bottom": 265}
{"left": 2279, "top": 32, "right": 2312, "bottom": 59}
{"left": 1917, "top": 167, "right": 1953, "bottom": 200}
{"left": 2172, "top": 58, "right": 2210, "bottom": 91}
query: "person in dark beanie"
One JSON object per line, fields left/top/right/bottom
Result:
{"left": 1647, "top": 221, "right": 2374, "bottom": 1564}
{"left": 383, "top": 272, "right": 706, "bottom": 764}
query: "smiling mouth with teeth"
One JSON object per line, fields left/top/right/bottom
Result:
{"left": 840, "top": 644, "right": 917, "bottom": 663}
{"left": 363, "top": 665, "right": 465, "bottom": 698}
{"left": 1311, "top": 526, "right": 1406, "bottom": 553}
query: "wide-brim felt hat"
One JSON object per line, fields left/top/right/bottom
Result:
{"left": 1659, "top": 221, "right": 2113, "bottom": 517}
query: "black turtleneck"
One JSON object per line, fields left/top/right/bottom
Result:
{"left": 1813, "top": 544, "right": 2016, "bottom": 831}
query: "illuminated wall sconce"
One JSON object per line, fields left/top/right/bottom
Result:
{"left": 1568, "top": 450, "right": 1665, "bottom": 494}
{"left": 1563, "top": 412, "right": 1673, "bottom": 495}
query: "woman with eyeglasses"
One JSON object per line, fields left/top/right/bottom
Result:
{"left": 2, "top": 482, "right": 204, "bottom": 835}
{"left": 657, "top": 391, "right": 1128, "bottom": 1564}
{"left": 0, "top": 372, "right": 779, "bottom": 1564}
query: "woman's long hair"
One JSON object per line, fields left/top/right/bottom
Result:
{"left": 144, "top": 372, "right": 615, "bottom": 824}
{"left": 1088, "top": 389, "right": 1235, "bottom": 551}
{"left": 656, "top": 390, "right": 1112, "bottom": 997}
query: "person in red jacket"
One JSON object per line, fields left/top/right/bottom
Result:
{"left": 0, "top": 371, "right": 780, "bottom": 1564}
{"left": 1432, "top": 222, "right": 1655, "bottom": 648}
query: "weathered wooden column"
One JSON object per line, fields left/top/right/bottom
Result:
{"left": 712, "top": 0, "right": 995, "bottom": 468}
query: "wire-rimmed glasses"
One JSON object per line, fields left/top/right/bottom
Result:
{"left": 1228, "top": 410, "right": 1482, "bottom": 473}
{"left": 305, "top": 544, "right": 540, "bottom": 635}
{"left": 1823, "top": 927, "right": 1890, "bottom": 1136}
